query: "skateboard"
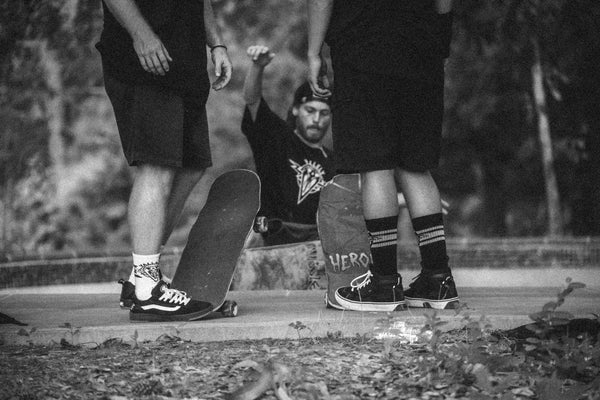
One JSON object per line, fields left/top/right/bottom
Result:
{"left": 171, "top": 169, "right": 260, "bottom": 318}
{"left": 317, "top": 174, "right": 371, "bottom": 309}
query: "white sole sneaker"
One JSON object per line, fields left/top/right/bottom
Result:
{"left": 335, "top": 291, "right": 406, "bottom": 312}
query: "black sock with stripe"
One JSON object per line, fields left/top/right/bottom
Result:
{"left": 412, "top": 213, "right": 450, "bottom": 273}
{"left": 365, "top": 216, "right": 398, "bottom": 276}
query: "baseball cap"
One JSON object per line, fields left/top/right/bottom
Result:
{"left": 293, "top": 82, "right": 331, "bottom": 106}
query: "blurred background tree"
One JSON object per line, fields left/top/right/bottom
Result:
{"left": 0, "top": 0, "right": 598, "bottom": 259}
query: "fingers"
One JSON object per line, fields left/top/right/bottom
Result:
{"left": 135, "top": 38, "right": 171, "bottom": 75}
{"left": 308, "top": 77, "right": 331, "bottom": 97}
{"left": 247, "top": 45, "right": 268, "bottom": 59}
{"left": 246, "top": 45, "right": 275, "bottom": 65}
{"left": 149, "top": 52, "right": 166, "bottom": 75}
{"left": 320, "top": 75, "right": 331, "bottom": 92}
{"left": 212, "top": 58, "right": 232, "bottom": 90}
{"left": 308, "top": 57, "right": 331, "bottom": 97}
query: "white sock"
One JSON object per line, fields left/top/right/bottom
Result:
{"left": 133, "top": 253, "right": 161, "bottom": 301}
{"left": 129, "top": 246, "right": 164, "bottom": 283}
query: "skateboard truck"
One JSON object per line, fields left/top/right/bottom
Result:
{"left": 218, "top": 300, "right": 238, "bottom": 317}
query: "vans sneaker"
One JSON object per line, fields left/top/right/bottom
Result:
{"left": 335, "top": 271, "right": 406, "bottom": 312}
{"left": 118, "top": 273, "right": 172, "bottom": 309}
{"left": 129, "top": 281, "right": 213, "bottom": 321}
{"left": 404, "top": 271, "right": 459, "bottom": 309}
{"left": 118, "top": 279, "right": 136, "bottom": 309}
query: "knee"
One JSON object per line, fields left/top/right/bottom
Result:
{"left": 395, "top": 167, "right": 432, "bottom": 182}
{"left": 134, "top": 164, "right": 176, "bottom": 194}
{"left": 181, "top": 168, "right": 205, "bottom": 184}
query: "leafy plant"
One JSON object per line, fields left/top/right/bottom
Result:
{"left": 527, "top": 278, "right": 586, "bottom": 337}
{"left": 59, "top": 322, "right": 80, "bottom": 345}
{"left": 288, "top": 320, "right": 311, "bottom": 339}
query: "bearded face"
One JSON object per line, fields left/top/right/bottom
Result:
{"left": 293, "top": 100, "right": 331, "bottom": 144}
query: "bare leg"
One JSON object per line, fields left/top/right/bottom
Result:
{"left": 361, "top": 169, "right": 399, "bottom": 219}
{"left": 128, "top": 164, "right": 176, "bottom": 255}
{"left": 161, "top": 168, "right": 205, "bottom": 246}
{"left": 395, "top": 168, "right": 442, "bottom": 219}
{"left": 125, "top": 167, "right": 204, "bottom": 284}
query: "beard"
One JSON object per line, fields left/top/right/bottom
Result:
{"left": 297, "top": 124, "right": 326, "bottom": 144}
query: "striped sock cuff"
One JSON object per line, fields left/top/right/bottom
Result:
{"left": 416, "top": 225, "right": 445, "bottom": 246}
{"left": 370, "top": 228, "right": 398, "bottom": 249}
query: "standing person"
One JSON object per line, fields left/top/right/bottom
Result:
{"left": 96, "top": 0, "right": 233, "bottom": 321}
{"left": 241, "top": 45, "right": 334, "bottom": 246}
{"left": 307, "top": 0, "right": 459, "bottom": 311}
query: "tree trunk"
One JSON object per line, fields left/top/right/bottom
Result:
{"left": 38, "top": 39, "right": 67, "bottom": 205}
{"left": 531, "top": 39, "right": 563, "bottom": 236}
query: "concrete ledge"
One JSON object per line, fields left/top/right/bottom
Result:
{"left": 1, "top": 287, "right": 598, "bottom": 346}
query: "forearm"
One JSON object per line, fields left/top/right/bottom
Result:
{"left": 243, "top": 64, "right": 265, "bottom": 105}
{"left": 204, "top": 0, "right": 223, "bottom": 48}
{"left": 103, "top": 0, "right": 153, "bottom": 40}
{"left": 307, "top": 0, "right": 333, "bottom": 58}
{"left": 435, "top": 0, "right": 453, "bottom": 14}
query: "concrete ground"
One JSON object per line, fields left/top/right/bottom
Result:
{"left": 1, "top": 278, "right": 599, "bottom": 346}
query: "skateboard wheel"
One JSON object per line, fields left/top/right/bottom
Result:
{"left": 220, "top": 300, "right": 238, "bottom": 317}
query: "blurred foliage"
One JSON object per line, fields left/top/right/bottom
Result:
{"left": 1, "top": 0, "right": 599, "bottom": 259}
{"left": 440, "top": 0, "right": 600, "bottom": 236}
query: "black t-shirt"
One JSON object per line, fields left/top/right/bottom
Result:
{"left": 326, "top": 0, "right": 445, "bottom": 82}
{"left": 241, "top": 99, "right": 334, "bottom": 225}
{"left": 96, "top": 0, "right": 209, "bottom": 97}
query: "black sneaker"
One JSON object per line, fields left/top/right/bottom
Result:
{"left": 118, "top": 274, "right": 172, "bottom": 309}
{"left": 334, "top": 271, "right": 406, "bottom": 312}
{"left": 129, "top": 281, "right": 213, "bottom": 321}
{"left": 404, "top": 271, "right": 459, "bottom": 309}
{"left": 118, "top": 279, "right": 136, "bottom": 309}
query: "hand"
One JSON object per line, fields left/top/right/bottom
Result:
{"left": 247, "top": 45, "right": 275, "bottom": 67}
{"left": 307, "top": 52, "right": 331, "bottom": 97}
{"left": 211, "top": 47, "right": 232, "bottom": 90}
{"left": 132, "top": 30, "right": 172, "bottom": 76}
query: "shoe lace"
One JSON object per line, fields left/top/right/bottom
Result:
{"left": 350, "top": 271, "right": 373, "bottom": 291}
{"left": 408, "top": 273, "right": 423, "bottom": 288}
{"left": 438, "top": 276, "right": 452, "bottom": 299}
{"left": 159, "top": 287, "right": 191, "bottom": 305}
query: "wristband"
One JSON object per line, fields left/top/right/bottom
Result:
{"left": 210, "top": 44, "right": 228, "bottom": 52}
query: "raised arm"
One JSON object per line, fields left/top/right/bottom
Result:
{"left": 306, "top": 0, "right": 333, "bottom": 97}
{"left": 103, "top": 0, "right": 172, "bottom": 75}
{"left": 243, "top": 45, "right": 275, "bottom": 121}
{"left": 204, "top": 0, "right": 232, "bottom": 90}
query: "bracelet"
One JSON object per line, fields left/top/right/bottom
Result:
{"left": 210, "top": 44, "right": 227, "bottom": 52}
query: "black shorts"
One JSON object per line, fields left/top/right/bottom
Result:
{"left": 331, "top": 67, "right": 444, "bottom": 173}
{"left": 103, "top": 73, "right": 212, "bottom": 169}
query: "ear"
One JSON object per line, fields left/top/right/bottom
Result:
{"left": 292, "top": 106, "right": 299, "bottom": 117}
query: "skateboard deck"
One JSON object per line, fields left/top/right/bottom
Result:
{"left": 317, "top": 174, "right": 371, "bottom": 309}
{"left": 171, "top": 169, "right": 260, "bottom": 317}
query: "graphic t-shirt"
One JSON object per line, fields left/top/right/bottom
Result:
{"left": 241, "top": 99, "right": 334, "bottom": 225}
{"left": 96, "top": 0, "right": 209, "bottom": 97}
{"left": 326, "top": 0, "right": 445, "bottom": 83}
